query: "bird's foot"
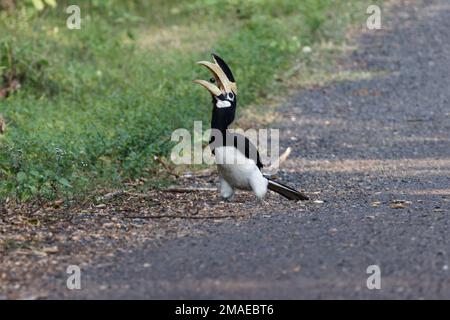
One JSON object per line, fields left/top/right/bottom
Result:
{"left": 221, "top": 193, "right": 235, "bottom": 202}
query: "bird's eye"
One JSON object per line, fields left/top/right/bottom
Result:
{"left": 228, "top": 92, "right": 234, "bottom": 100}
{"left": 209, "top": 78, "right": 215, "bottom": 83}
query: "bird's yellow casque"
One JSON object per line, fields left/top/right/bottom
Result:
{"left": 193, "top": 55, "right": 237, "bottom": 97}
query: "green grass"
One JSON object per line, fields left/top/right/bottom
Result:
{"left": 0, "top": 0, "right": 381, "bottom": 201}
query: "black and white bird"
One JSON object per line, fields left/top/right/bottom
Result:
{"left": 194, "top": 54, "right": 308, "bottom": 201}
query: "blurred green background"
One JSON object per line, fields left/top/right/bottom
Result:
{"left": 0, "top": 0, "right": 380, "bottom": 201}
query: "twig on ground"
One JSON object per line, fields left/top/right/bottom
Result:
{"left": 123, "top": 191, "right": 154, "bottom": 198}
{"left": 266, "top": 147, "right": 292, "bottom": 174}
{"left": 124, "top": 214, "right": 247, "bottom": 219}
{"left": 162, "top": 187, "right": 217, "bottom": 193}
{"left": 154, "top": 156, "right": 180, "bottom": 178}
{"left": 96, "top": 190, "right": 125, "bottom": 202}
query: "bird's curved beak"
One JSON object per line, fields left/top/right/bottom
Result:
{"left": 193, "top": 54, "right": 237, "bottom": 97}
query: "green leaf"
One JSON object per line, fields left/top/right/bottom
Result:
{"left": 44, "top": 0, "right": 57, "bottom": 8}
{"left": 17, "top": 172, "right": 27, "bottom": 183}
{"left": 31, "top": 0, "right": 45, "bottom": 11}
{"left": 37, "top": 59, "right": 49, "bottom": 67}
{"left": 30, "top": 170, "right": 42, "bottom": 178}
{"left": 57, "top": 177, "right": 72, "bottom": 188}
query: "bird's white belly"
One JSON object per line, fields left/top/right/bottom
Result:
{"left": 215, "top": 146, "right": 259, "bottom": 190}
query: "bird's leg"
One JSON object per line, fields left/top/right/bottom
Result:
{"left": 219, "top": 176, "right": 235, "bottom": 201}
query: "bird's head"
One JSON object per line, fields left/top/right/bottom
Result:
{"left": 194, "top": 54, "right": 237, "bottom": 131}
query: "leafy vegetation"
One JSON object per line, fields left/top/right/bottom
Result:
{"left": 0, "top": 0, "right": 381, "bottom": 201}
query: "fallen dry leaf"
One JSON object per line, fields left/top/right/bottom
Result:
{"left": 52, "top": 200, "right": 64, "bottom": 208}
{"left": 371, "top": 201, "right": 382, "bottom": 207}
{"left": 353, "top": 88, "right": 370, "bottom": 96}
{"left": 389, "top": 200, "right": 412, "bottom": 209}
{"left": 42, "top": 246, "right": 59, "bottom": 254}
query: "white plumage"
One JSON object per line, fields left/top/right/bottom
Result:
{"left": 215, "top": 146, "right": 268, "bottom": 200}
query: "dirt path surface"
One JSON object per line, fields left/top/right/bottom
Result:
{"left": 2, "top": 0, "right": 450, "bottom": 299}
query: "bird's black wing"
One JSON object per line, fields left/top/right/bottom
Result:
{"left": 225, "top": 132, "right": 263, "bottom": 170}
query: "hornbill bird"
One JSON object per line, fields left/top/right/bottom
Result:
{"left": 194, "top": 54, "right": 308, "bottom": 201}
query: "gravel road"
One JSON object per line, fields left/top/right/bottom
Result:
{"left": 12, "top": 0, "right": 450, "bottom": 299}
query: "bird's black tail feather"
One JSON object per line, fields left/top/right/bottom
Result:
{"left": 267, "top": 179, "right": 309, "bottom": 201}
